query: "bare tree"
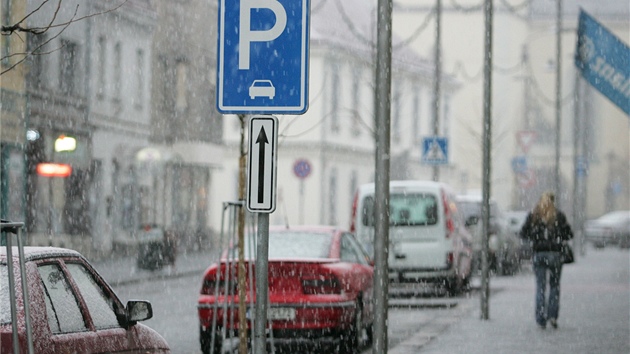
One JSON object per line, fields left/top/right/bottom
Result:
{"left": 1, "top": 0, "right": 126, "bottom": 75}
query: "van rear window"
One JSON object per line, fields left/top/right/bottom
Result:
{"left": 362, "top": 193, "right": 438, "bottom": 227}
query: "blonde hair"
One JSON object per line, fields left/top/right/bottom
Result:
{"left": 533, "top": 192, "right": 557, "bottom": 225}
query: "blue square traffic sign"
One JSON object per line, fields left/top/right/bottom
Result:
{"left": 421, "top": 136, "right": 448, "bottom": 165}
{"left": 217, "top": 0, "right": 310, "bottom": 114}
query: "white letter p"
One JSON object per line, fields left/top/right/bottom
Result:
{"left": 239, "top": 0, "right": 287, "bottom": 70}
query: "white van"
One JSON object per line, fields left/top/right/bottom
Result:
{"left": 350, "top": 180, "right": 473, "bottom": 293}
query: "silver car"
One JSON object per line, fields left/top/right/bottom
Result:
{"left": 585, "top": 210, "right": 630, "bottom": 248}
{"left": 457, "top": 196, "right": 521, "bottom": 276}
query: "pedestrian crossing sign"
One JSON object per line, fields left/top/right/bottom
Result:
{"left": 422, "top": 136, "right": 448, "bottom": 165}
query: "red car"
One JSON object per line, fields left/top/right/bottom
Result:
{"left": 197, "top": 226, "right": 374, "bottom": 354}
{"left": 0, "top": 247, "right": 170, "bottom": 353}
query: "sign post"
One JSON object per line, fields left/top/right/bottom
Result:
{"left": 217, "top": 1, "right": 310, "bottom": 352}
{"left": 246, "top": 116, "right": 278, "bottom": 354}
{"left": 293, "top": 159, "right": 312, "bottom": 224}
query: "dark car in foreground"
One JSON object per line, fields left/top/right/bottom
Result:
{"left": 585, "top": 210, "right": 630, "bottom": 248}
{"left": 0, "top": 246, "right": 170, "bottom": 353}
{"left": 197, "top": 226, "right": 374, "bottom": 354}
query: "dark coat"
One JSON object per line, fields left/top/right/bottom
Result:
{"left": 520, "top": 211, "right": 573, "bottom": 253}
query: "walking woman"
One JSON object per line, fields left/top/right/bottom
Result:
{"left": 520, "top": 192, "right": 573, "bottom": 329}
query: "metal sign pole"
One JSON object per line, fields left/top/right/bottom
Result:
{"left": 254, "top": 213, "right": 269, "bottom": 354}
{"left": 373, "top": 0, "right": 393, "bottom": 352}
{"left": 480, "top": 0, "right": 494, "bottom": 321}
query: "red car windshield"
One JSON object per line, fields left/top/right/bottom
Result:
{"left": 232, "top": 232, "right": 332, "bottom": 260}
{"left": 0, "top": 265, "right": 10, "bottom": 324}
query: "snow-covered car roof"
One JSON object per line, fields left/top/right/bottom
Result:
{"left": 0, "top": 247, "right": 83, "bottom": 263}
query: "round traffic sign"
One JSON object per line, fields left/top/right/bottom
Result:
{"left": 293, "top": 159, "right": 312, "bottom": 179}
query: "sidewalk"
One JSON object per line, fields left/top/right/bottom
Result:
{"left": 391, "top": 246, "right": 630, "bottom": 354}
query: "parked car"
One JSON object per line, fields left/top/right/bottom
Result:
{"left": 456, "top": 195, "right": 521, "bottom": 275}
{"left": 197, "top": 226, "right": 374, "bottom": 354}
{"left": 351, "top": 180, "right": 473, "bottom": 294}
{"left": 585, "top": 210, "right": 630, "bottom": 248}
{"left": 504, "top": 210, "right": 532, "bottom": 260}
{"left": 136, "top": 224, "right": 177, "bottom": 271}
{"left": 0, "top": 247, "right": 170, "bottom": 353}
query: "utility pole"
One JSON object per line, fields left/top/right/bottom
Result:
{"left": 481, "top": 0, "right": 493, "bottom": 321}
{"left": 432, "top": 0, "right": 442, "bottom": 182}
{"left": 554, "top": 0, "right": 563, "bottom": 199}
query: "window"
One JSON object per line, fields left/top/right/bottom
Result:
{"left": 362, "top": 193, "right": 438, "bottom": 227}
{"left": 328, "top": 168, "right": 337, "bottom": 225}
{"left": 330, "top": 61, "right": 340, "bottom": 133}
{"left": 97, "top": 36, "right": 106, "bottom": 99}
{"left": 28, "top": 33, "right": 47, "bottom": 88}
{"left": 1, "top": 0, "right": 11, "bottom": 66}
{"left": 340, "top": 234, "right": 361, "bottom": 264}
{"left": 175, "top": 61, "right": 188, "bottom": 110}
{"left": 0, "top": 266, "right": 9, "bottom": 324}
{"left": 351, "top": 66, "right": 362, "bottom": 137}
{"left": 59, "top": 40, "right": 78, "bottom": 95}
{"left": 240, "top": 232, "right": 332, "bottom": 259}
{"left": 66, "top": 263, "right": 120, "bottom": 329}
{"left": 392, "top": 84, "right": 401, "bottom": 142}
{"left": 113, "top": 42, "right": 122, "bottom": 100}
{"left": 135, "top": 49, "right": 145, "bottom": 109}
{"left": 345, "top": 233, "right": 370, "bottom": 265}
{"left": 349, "top": 170, "right": 358, "bottom": 206}
{"left": 38, "top": 263, "right": 87, "bottom": 334}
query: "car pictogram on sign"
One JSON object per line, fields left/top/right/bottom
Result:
{"left": 249, "top": 80, "right": 276, "bottom": 100}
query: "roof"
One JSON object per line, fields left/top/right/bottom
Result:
{"left": 359, "top": 180, "right": 448, "bottom": 193}
{"left": 269, "top": 225, "right": 344, "bottom": 233}
{"left": 0, "top": 247, "right": 83, "bottom": 263}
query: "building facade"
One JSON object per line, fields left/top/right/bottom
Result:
{"left": 393, "top": 0, "right": 629, "bottom": 220}
{"left": 1, "top": 0, "right": 28, "bottom": 223}
{"left": 22, "top": 0, "right": 156, "bottom": 255}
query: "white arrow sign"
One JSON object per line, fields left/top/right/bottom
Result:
{"left": 247, "top": 116, "right": 278, "bottom": 213}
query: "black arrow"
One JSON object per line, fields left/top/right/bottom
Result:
{"left": 256, "top": 127, "right": 269, "bottom": 203}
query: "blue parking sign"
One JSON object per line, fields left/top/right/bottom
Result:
{"left": 217, "top": 0, "right": 310, "bottom": 114}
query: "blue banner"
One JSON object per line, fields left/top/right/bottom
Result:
{"left": 575, "top": 9, "right": 630, "bottom": 117}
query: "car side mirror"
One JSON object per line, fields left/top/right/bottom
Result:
{"left": 126, "top": 300, "right": 153, "bottom": 325}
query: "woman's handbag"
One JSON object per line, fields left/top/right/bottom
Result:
{"left": 562, "top": 243, "right": 575, "bottom": 264}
